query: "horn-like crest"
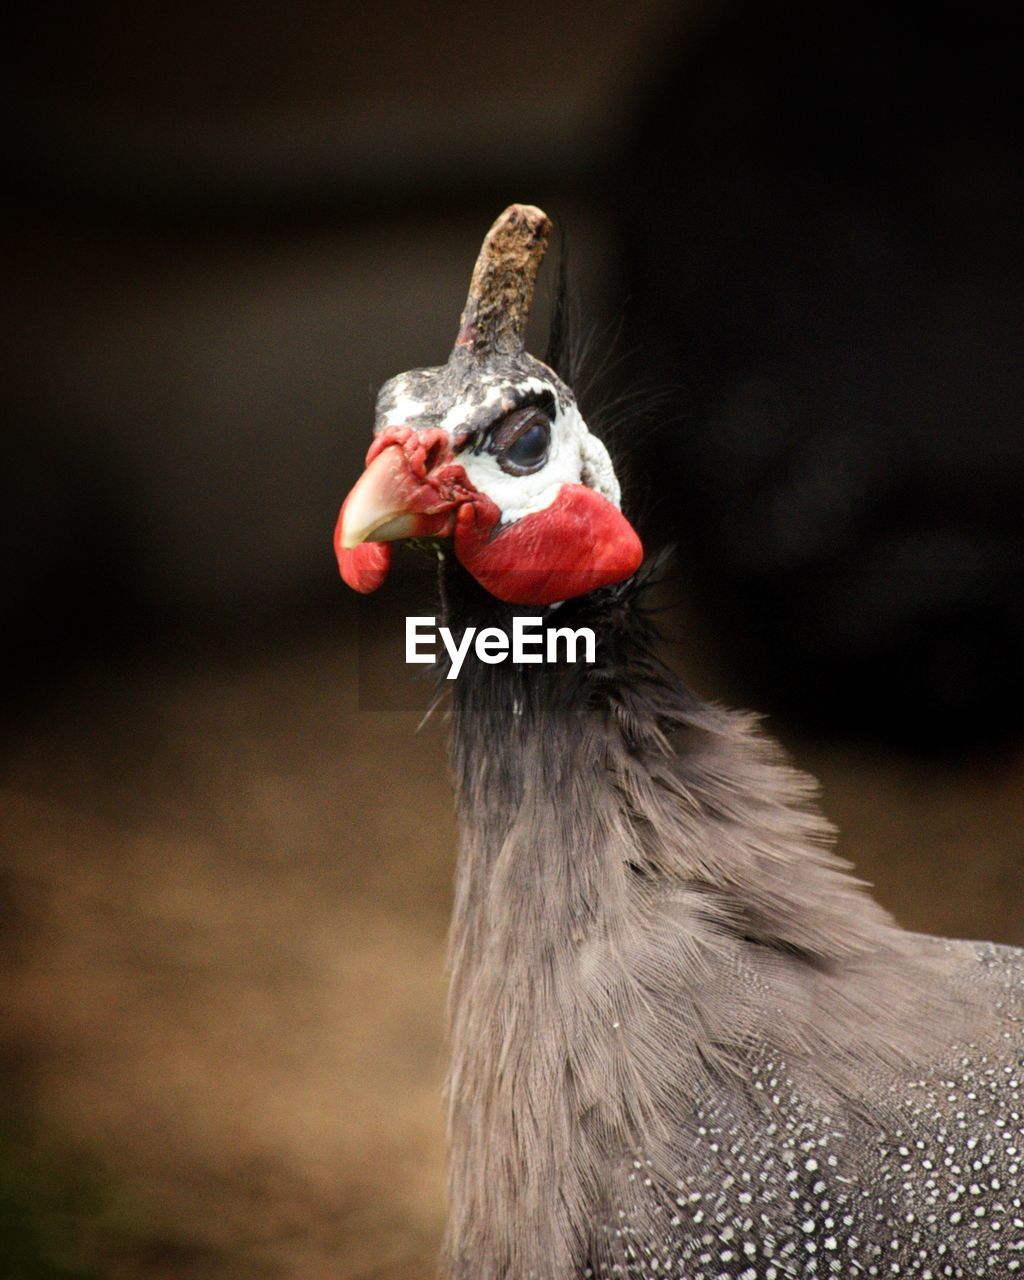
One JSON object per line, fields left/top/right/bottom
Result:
{"left": 455, "top": 204, "right": 552, "bottom": 356}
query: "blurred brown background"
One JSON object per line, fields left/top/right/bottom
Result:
{"left": 2, "top": 3, "right": 1022, "bottom": 1277}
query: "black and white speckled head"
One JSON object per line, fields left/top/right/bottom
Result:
{"left": 336, "top": 204, "right": 642, "bottom": 604}
{"left": 373, "top": 203, "right": 620, "bottom": 521}
{"left": 372, "top": 347, "right": 621, "bottom": 523}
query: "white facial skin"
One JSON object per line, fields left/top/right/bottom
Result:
{"left": 452, "top": 376, "right": 621, "bottom": 524}
{"left": 374, "top": 365, "right": 622, "bottom": 523}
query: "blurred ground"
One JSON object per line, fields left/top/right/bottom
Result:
{"left": 2, "top": 618, "right": 451, "bottom": 1279}
{"left": 2, "top": 601, "right": 1022, "bottom": 1278}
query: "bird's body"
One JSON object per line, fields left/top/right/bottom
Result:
{"left": 443, "top": 569, "right": 1024, "bottom": 1279}
{"left": 335, "top": 206, "right": 1024, "bottom": 1278}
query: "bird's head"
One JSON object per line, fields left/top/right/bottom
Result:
{"left": 334, "top": 204, "right": 643, "bottom": 606}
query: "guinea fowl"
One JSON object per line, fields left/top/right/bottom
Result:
{"left": 335, "top": 206, "right": 1024, "bottom": 1279}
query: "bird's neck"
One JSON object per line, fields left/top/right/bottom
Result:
{"left": 437, "top": 563, "right": 941, "bottom": 1280}
{"left": 439, "top": 562, "right": 884, "bottom": 976}
{"left": 441, "top": 574, "right": 637, "bottom": 1279}
{"left": 442, "top": 566, "right": 637, "bottom": 955}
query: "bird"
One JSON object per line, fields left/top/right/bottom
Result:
{"left": 334, "top": 205, "right": 1024, "bottom": 1280}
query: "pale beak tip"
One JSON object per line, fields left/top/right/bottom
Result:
{"left": 336, "top": 442, "right": 455, "bottom": 554}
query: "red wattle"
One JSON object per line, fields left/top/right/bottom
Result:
{"left": 334, "top": 495, "right": 392, "bottom": 592}
{"left": 454, "top": 483, "right": 643, "bottom": 605}
{"left": 337, "top": 541, "right": 391, "bottom": 593}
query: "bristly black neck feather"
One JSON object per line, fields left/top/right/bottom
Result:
{"left": 436, "top": 556, "right": 982, "bottom": 1280}
{"left": 439, "top": 554, "right": 886, "bottom": 966}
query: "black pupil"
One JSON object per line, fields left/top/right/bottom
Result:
{"left": 504, "top": 420, "right": 549, "bottom": 468}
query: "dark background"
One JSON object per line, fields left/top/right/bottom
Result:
{"left": 2, "top": 3, "right": 1022, "bottom": 1276}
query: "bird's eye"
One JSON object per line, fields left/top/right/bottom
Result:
{"left": 493, "top": 408, "right": 551, "bottom": 475}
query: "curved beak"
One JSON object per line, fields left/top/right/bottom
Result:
{"left": 337, "top": 445, "right": 454, "bottom": 549}
{"left": 334, "top": 430, "right": 468, "bottom": 594}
